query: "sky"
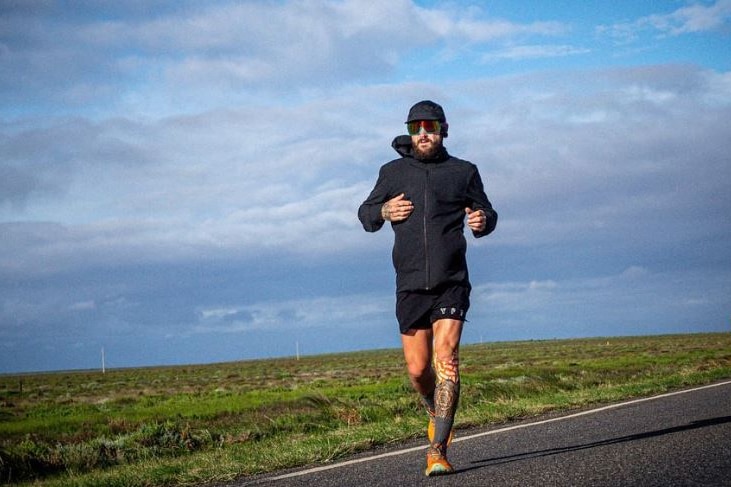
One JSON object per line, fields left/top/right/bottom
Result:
{"left": 1, "top": 0, "right": 730, "bottom": 374}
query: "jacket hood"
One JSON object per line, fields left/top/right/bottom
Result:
{"left": 391, "top": 135, "right": 414, "bottom": 158}
{"left": 391, "top": 135, "right": 448, "bottom": 162}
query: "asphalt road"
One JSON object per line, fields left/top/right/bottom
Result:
{"left": 236, "top": 380, "right": 731, "bottom": 486}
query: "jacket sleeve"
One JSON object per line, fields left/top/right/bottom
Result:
{"left": 466, "top": 167, "right": 498, "bottom": 238}
{"left": 358, "top": 167, "right": 390, "bottom": 232}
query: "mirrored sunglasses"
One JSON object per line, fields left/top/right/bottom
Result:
{"left": 406, "top": 120, "right": 442, "bottom": 136}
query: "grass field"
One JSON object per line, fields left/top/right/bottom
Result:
{"left": 1, "top": 332, "right": 730, "bottom": 486}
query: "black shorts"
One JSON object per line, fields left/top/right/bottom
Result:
{"left": 396, "top": 283, "right": 471, "bottom": 334}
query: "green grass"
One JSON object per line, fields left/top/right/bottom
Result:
{"left": 1, "top": 333, "right": 730, "bottom": 486}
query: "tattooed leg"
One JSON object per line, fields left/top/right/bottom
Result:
{"left": 431, "top": 350, "right": 460, "bottom": 449}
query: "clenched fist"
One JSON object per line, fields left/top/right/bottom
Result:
{"left": 465, "top": 207, "right": 487, "bottom": 232}
{"left": 381, "top": 193, "right": 414, "bottom": 222}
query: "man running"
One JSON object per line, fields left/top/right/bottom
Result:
{"left": 358, "top": 100, "right": 498, "bottom": 476}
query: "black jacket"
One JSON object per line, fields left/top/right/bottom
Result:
{"left": 358, "top": 135, "right": 497, "bottom": 292}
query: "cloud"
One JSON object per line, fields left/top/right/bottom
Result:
{"left": 457, "top": 67, "right": 731, "bottom": 251}
{"left": 481, "top": 44, "right": 590, "bottom": 62}
{"left": 2, "top": 65, "right": 730, "bottom": 280}
{"left": 193, "top": 292, "right": 391, "bottom": 334}
{"left": 470, "top": 265, "right": 731, "bottom": 340}
{"left": 69, "top": 300, "right": 96, "bottom": 311}
{"left": 598, "top": 0, "right": 731, "bottom": 43}
{"left": 646, "top": 0, "right": 731, "bottom": 35}
{"left": 1, "top": 1, "right": 577, "bottom": 118}
{"left": 417, "top": 6, "right": 566, "bottom": 42}
{"left": 2, "top": 1, "right": 419, "bottom": 115}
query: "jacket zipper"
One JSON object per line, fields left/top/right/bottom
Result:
{"left": 423, "top": 166, "right": 430, "bottom": 290}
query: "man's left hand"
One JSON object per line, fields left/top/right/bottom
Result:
{"left": 465, "top": 207, "right": 487, "bottom": 232}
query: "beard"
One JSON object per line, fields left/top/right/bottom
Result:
{"left": 413, "top": 137, "right": 442, "bottom": 160}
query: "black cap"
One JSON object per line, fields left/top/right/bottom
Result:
{"left": 405, "top": 100, "right": 446, "bottom": 123}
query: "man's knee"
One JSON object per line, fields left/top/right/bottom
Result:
{"left": 406, "top": 361, "right": 433, "bottom": 382}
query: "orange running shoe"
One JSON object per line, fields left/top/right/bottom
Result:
{"left": 425, "top": 445, "right": 454, "bottom": 476}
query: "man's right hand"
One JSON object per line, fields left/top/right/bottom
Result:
{"left": 381, "top": 193, "right": 414, "bottom": 222}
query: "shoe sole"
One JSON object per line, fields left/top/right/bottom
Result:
{"left": 425, "top": 463, "right": 454, "bottom": 476}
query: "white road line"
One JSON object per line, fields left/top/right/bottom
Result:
{"left": 254, "top": 380, "right": 731, "bottom": 484}
{"left": 453, "top": 379, "right": 731, "bottom": 443}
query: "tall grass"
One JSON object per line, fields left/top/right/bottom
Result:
{"left": 1, "top": 333, "right": 730, "bottom": 486}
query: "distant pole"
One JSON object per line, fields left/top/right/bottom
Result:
{"left": 296, "top": 341, "right": 300, "bottom": 361}
{"left": 101, "top": 347, "right": 106, "bottom": 374}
